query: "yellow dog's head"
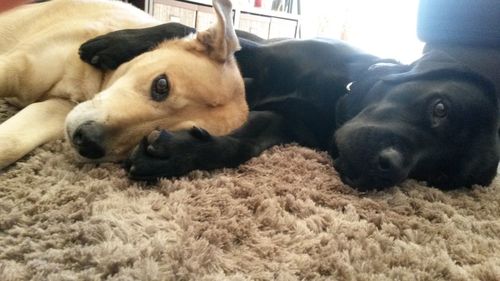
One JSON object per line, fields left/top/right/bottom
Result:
{"left": 65, "top": 0, "right": 247, "bottom": 161}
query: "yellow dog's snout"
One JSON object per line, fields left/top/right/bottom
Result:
{"left": 71, "top": 121, "right": 106, "bottom": 159}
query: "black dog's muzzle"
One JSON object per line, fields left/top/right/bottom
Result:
{"left": 334, "top": 122, "right": 415, "bottom": 190}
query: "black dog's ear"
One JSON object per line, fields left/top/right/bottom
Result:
{"left": 348, "top": 57, "right": 406, "bottom": 82}
{"left": 335, "top": 60, "right": 410, "bottom": 127}
{"left": 383, "top": 50, "right": 496, "bottom": 102}
{"left": 346, "top": 59, "right": 410, "bottom": 100}
{"left": 383, "top": 51, "right": 466, "bottom": 82}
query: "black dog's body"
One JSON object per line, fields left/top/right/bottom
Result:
{"left": 79, "top": 23, "right": 499, "bottom": 190}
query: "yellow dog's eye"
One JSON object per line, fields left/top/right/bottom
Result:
{"left": 151, "top": 74, "right": 170, "bottom": 101}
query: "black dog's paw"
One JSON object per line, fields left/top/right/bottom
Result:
{"left": 79, "top": 36, "right": 122, "bottom": 70}
{"left": 79, "top": 23, "right": 197, "bottom": 70}
{"left": 125, "top": 127, "right": 214, "bottom": 180}
{"left": 144, "top": 127, "right": 213, "bottom": 158}
{"left": 79, "top": 29, "right": 144, "bottom": 70}
{"left": 188, "top": 126, "right": 212, "bottom": 141}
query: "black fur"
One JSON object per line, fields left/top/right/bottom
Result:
{"left": 334, "top": 51, "right": 498, "bottom": 189}
{"left": 79, "top": 24, "right": 499, "bottom": 190}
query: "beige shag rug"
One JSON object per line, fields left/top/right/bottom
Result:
{"left": 1, "top": 99, "right": 500, "bottom": 281}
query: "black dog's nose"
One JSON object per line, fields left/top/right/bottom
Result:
{"left": 377, "top": 147, "right": 404, "bottom": 173}
{"left": 72, "top": 121, "right": 105, "bottom": 159}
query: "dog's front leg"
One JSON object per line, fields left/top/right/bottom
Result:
{"left": 79, "top": 22, "right": 196, "bottom": 70}
{"left": 0, "top": 99, "right": 74, "bottom": 169}
{"left": 124, "top": 110, "right": 294, "bottom": 180}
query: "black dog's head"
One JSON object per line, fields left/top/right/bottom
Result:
{"left": 333, "top": 51, "right": 499, "bottom": 190}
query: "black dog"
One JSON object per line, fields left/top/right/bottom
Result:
{"left": 79, "top": 23, "right": 499, "bottom": 190}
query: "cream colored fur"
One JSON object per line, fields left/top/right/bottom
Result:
{"left": 0, "top": 0, "right": 247, "bottom": 168}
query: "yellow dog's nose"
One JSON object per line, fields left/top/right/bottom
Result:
{"left": 72, "top": 121, "right": 105, "bottom": 159}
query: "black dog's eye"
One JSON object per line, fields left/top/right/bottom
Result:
{"left": 430, "top": 100, "right": 449, "bottom": 128}
{"left": 432, "top": 101, "right": 447, "bottom": 118}
{"left": 151, "top": 74, "right": 169, "bottom": 101}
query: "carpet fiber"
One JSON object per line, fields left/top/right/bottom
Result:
{"left": 1, "top": 100, "right": 500, "bottom": 281}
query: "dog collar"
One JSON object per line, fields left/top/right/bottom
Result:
{"left": 346, "top": 81, "right": 355, "bottom": 93}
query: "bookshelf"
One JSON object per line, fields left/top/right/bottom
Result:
{"left": 141, "top": 0, "right": 301, "bottom": 39}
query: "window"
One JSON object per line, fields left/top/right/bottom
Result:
{"left": 301, "top": 0, "right": 424, "bottom": 63}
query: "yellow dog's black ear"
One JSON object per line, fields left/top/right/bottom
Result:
{"left": 197, "top": 0, "right": 240, "bottom": 62}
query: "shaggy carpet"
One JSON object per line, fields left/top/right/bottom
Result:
{"left": 1, "top": 99, "right": 499, "bottom": 281}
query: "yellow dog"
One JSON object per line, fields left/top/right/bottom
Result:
{"left": 0, "top": 0, "right": 247, "bottom": 168}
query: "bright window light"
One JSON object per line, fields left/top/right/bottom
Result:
{"left": 301, "top": 0, "right": 424, "bottom": 64}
